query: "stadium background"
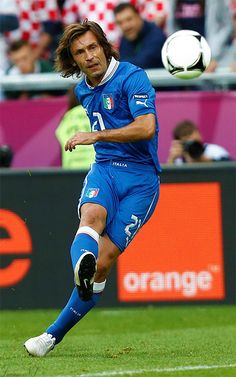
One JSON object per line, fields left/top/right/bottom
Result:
{"left": 0, "top": 79, "right": 235, "bottom": 308}
{"left": 1, "top": 40, "right": 236, "bottom": 377}
{"left": 0, "top": 2, "right": 236, "bottom": 374}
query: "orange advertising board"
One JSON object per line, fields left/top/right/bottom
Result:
{"left": 118, "top": 182, "right": 225, "bottom": 302}
{"left": 0, "top": 209, "right": 32, "bottom": 287}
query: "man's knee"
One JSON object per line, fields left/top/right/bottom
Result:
{"left": 80, "top": 204, "right": 107, "bottom": 234}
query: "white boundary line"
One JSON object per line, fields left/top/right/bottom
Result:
{"left": 55, "top": 363, "right": 236, "bottom": 377}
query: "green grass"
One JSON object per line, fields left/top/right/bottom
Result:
{"left": 0, "top": 305, "right": 236, "bottom": 377}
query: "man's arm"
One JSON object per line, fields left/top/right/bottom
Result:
{"left": 65, "top": 113, "right": 155, "bottom": 151}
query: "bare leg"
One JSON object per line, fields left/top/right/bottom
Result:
{"left": 95, "top": 233, "right": 121, "bottom": 283}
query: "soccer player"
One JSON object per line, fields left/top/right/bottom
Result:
{"left": 24, "top": 20, "right": 161, "bottom": 357}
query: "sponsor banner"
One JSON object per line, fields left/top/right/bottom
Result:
{"left": 0, "top": 209, "right": 32, "bottom": 287}
{"left": 118, "top": 182, "right": 225, "bottom": 302}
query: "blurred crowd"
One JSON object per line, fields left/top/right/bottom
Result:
{"left": 0, "top": 1, "right": 235, "bottom": 93}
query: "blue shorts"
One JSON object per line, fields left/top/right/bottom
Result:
{"left": 78, "top": 160, "right": 160, "bottom": 252}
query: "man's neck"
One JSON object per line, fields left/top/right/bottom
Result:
{"left": 85, "top": 58, "right": 119, "bottom": 88}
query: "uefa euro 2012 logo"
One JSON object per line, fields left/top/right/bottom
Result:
{"left": 103, "top": 94, "right": 114, "bottom": 110}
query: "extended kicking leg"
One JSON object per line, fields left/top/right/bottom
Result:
{"left": 24, "top": 234, "right": 120, "bottom": 357}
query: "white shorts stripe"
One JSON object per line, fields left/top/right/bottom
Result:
{"left": 142, "top": 189, "right": 158, "bottom": 225}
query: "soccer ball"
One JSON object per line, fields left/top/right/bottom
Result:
{"left": 161, "top": 30, "right": 211, "bottom": 79}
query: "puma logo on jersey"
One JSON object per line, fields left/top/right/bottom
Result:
{"left": 136, "top": 99, "right": 148, "bottom": 107}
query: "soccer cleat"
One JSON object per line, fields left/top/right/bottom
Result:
{"left": 24, "top": 333, "right": 56, "bottom": 357}
{"left": 74, "top": 252, "right": 97, "bottom": 301}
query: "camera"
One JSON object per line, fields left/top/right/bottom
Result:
{"left": 183, "top": 140, "right": 205, "bottom": 159}
{"left": 0, "top": 144, "right": 14, "bottom": 167}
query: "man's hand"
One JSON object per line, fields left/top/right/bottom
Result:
{"left": 167, "top": 140, "right": 184, "bottom": 163}
{"left": 65, "top": 132, "right": 98, "bottom": 152}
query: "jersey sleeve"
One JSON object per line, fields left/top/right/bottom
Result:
{"left": 122, "top": 68, "right": 157, "bottom": 119}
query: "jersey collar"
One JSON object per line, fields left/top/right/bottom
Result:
{"left": 85, "top": 57, "right": 119, "bottom": 89}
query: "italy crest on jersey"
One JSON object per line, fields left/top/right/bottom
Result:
{"left": 103, "top": 94, "right": 114, "bottom": 110}
{"left": 85, "top": 188, "right": 100, "bottom": 198}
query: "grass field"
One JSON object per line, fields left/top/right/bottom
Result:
{"left": 0, "top": 305, "right": 236, "bottom": 377}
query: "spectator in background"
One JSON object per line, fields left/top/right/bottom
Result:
{"left": 55, "top": 86, "right": 95, "bottom": 170}
{"left": 0, "top": 0, "right": 19, "bottom": 75}
{"left": 5, "top": 39, "right": 55, "bottom": 99}
{"left": 131, "top": 0, "right": 169, "bottom": 30}
{"left": 4, "top": 0, "right": 63, "bottom": 63}
{"left": 217, "top": 0, "right": 236, "bottom": 72}
{"left": 61, "top": 0, "right": 168, "bottom": 48}
{"left": 62, "top": 0, "right": 123, "bottom": 47}
{"left": 167, "top": 120, "right": 231, "bottom": 165}
{"left": 166, "top": 0, "right": 233, "bottom": 72}
{"left": 0, "top": 0, "right": 19, "bottom": 100}
{"left": 231, "top": 0, "right": 236, "bottom": 72}
{"left": 114, "top": 2, "right": 166, "bottom": 69}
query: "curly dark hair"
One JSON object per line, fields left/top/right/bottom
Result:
{"left": 55, "top": 20, "right": 119, "bottom": 78}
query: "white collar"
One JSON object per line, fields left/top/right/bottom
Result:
{"left": 85, "top": 57, "right": 119, "bottom": 88}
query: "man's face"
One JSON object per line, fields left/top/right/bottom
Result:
{"left": 70, "top": 31, "right": 108, "bottom": 86}
{"left": 115, "top": 8, "right": 143, "bottom": 41}
{"left": 9, "top": 45, "right": 35, "bottom": 74}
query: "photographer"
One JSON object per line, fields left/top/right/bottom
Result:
{"left": 167, "top": 120, "right": 231, "bottom": 164}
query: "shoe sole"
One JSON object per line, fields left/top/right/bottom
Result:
{"left": 74, "top": 252, "right": 97, "bottom": 301}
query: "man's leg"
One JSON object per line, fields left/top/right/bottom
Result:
{"left": 45, "top": 234, "right": 120, "bottom": 344}
{"left": 70, "top": 226, "right": 99, "bottom": 301}
{"left": 24, "top": 234, "right": 120, "bottom": 356}
{"left": 71, "top": 203, "right": 107, "bottom": 301}
{"left": 95, "top": 234, "right": 121, "bottom": 282}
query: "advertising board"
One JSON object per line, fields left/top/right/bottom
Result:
{"left": 118, "top": 183, "right": 225, "bottom": 302}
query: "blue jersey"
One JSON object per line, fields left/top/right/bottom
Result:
{"left": 75, "top": 59, "right": 161, "bottom": 173}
